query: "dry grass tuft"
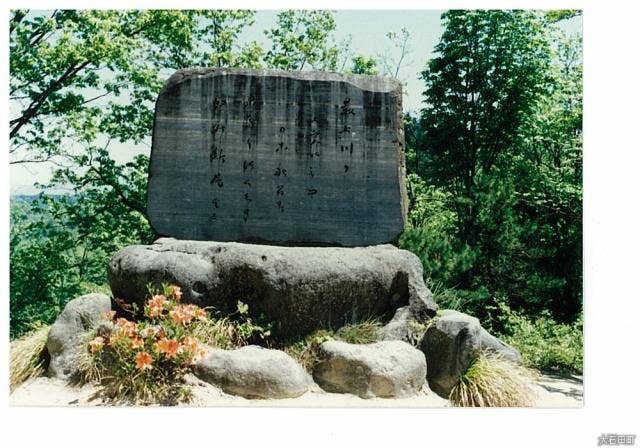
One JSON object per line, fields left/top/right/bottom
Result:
{"left": 449, "top": 351, "right": 537, "bottom": 407}
{"left": 190, "top": 317, "right": 249, "bottom": 349}
{"left": 10, "top": 325, "right": 50, "bottom": 392}
{"left": 190, "top": 313, "right": 271, "bottom": 349}
{"left": 284, "top": 320, "right": 382, "bottom": 372}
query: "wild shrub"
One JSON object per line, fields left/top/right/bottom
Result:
{"left": 489, "top": 299, "right": 583, "bottom": 374}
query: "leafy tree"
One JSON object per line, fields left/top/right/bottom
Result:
{"left": 10, "top": 11, "right": 257, "bottom": 164}
{"left": 410, "top": 10, "right": 582, "bottom": 321}
{"left": 10, "top": 199, "right": 74, "bottom": 337}
{"left": 509, "top": 29, "right": 583, "bottom": 319}
{"left": 419, "top": 10, "right": 551, "bottom": 247}
{"left": 545, "top": 10, "right": 582, "bottom": 23}
{"left": 350, "top": 54, "right": 378, "bottom": 75}
{"left": 263, "top": 10, "right": 339, "bottom": 71}
{"left": 9, "top": 9, "right": 373, "bottom": 336}
{"left": 9, "top": 10, "right": 262, "bottom": 336}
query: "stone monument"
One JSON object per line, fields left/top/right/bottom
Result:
{"left": 147, "top": 68, "right": 408, "bottom": 246}
{"left": 109, "top": 68, "right": 436, "bottom": 339}
{"left": 49, "top": 68, "right": 522, "bottom": 399}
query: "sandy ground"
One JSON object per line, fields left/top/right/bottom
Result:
{"left": 9, "top": 371, "right": 582, "bottom": 408}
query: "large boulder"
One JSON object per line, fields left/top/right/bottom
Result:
{"left": 193, "top": 345, "right": 309, "bottom": 399}
{"left": 419, "top": 310, "right": 521, "bottom": 397}
{"left": 108, "top": 238, "right": 437, "bottom": 339}
{"left": 47, "top": 293, "right": 112, "bottom": 379}
{"left": 313, "top": 340, "right": 427, "bottom": 398}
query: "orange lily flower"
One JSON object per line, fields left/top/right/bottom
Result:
{"left": 135, "top": 351, "right": 153, "bottom": 370}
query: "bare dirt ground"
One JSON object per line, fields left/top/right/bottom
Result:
{"left": 9, "top": 371, "right": 583, "bottom": 408}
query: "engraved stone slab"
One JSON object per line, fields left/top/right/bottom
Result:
{"left": 147, "top": 68, "right": 408, "bottom": 246}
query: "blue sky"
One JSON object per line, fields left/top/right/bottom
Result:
{"left": 9, "top": 10, "right": 582, "bottom": 194}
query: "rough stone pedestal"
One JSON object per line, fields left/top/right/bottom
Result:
{"left": 108, "top": 238, "right": 437, "bottom": 339}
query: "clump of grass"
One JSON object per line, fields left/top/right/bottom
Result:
{"left": 190, "top": 301, "right": 272, "bottom": 349}
{"left": 449, "top": 351, "right": 537, "bottom": 407}
{"left": 333, "top": 320, "right": 381, "bottom": 344}
{"left": 10, "top": 325, "right": 50, "bottom": 392}
{"left": 284, "top": 320, "right": 382, "bottom": 372}
{"left": 404, "top": 313, "right": 443, "bottom": 346}
{"left": 190, "top": 317, "right": 244, "bottom": 349}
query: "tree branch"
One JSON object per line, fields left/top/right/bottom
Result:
{"left": 10, "top": 60, "right": 93, "bottom": 139}
{"left": 10, "top": 10, "right": 28, "bottom": 34}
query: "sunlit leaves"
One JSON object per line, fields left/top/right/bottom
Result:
{"left": 264, "top": 10, "right": 339, "bottom": 71}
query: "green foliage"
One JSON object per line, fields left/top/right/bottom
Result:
{"left": 545, "top": 10, "right": 582, "bottom": 23}
{"left": 399, "top": 174, "right": 478, "bottom": 288}
{"left": 419, "top": 10, "right": 551, "bottom": 244}
{"left": 264, "top": 10, "right": 339, "bottom": 71}
{"left": 191, "top": 300, "right": 272, "bottom": 349}
{"left": 489, "top": 300, "right": 583, "bottom": 373}
{"left": 350, "top": 54, "right": 378, "bottom": 75}
{"left": 406, "top": 10, "right": 582, "bottom": 323}
{"left": 11, "top": 199, "right": 90, "bottom": 338}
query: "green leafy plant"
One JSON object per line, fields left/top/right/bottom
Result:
{"left": 490, "top": 299, "right": 583, "bottom": 373}
{"left": 81, "top": 284, "right": 209, "bottom": 405}
{"left": 449, "top": 351, "right": 536, "bottom": 407}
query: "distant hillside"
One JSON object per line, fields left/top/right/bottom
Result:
{"left": 11, "top": 194, "right": 69, "bottom": 204}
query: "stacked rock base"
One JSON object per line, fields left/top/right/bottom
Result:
{"left": 43, "top": 240, "right": 521, "bottom": 402}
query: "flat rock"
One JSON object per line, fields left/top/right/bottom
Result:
{"left": 313, "top": 340, "right": 427, "bottom": 398}
{"left": 147, "top": 68, "right": 408, "bottom": 246}
{"left": 46, "top": 293, "right": 112, "bottom": 379}
{"left": 108, "top": 238, "right": 437, "bottom": 339}
{"left": 419, "top": 310, "right": 521, "bottom": 397}
{"left": 193, "top": 345, "right": 308, "bottom": 399}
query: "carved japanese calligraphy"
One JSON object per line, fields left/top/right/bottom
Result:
{"left": 148, "top": 68, "right": 407, "bottom": 246}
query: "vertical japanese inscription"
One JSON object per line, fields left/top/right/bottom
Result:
{"left": 337, "top": 97, "right": 356, "bottom": 176}
{"left": 274, "top": 126, "right": 288, "bottom": 213}
{"left": 241, "top": 96, "right": 259, "bottom": 223}
{"left": 209, "top": 96, "right": 227, "bottom": 221}
{"left": 305, "top": 118, "right": 322, "bottom": 199}
{"left": 148, "top": 68, "right": 407, "bottom": 246}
